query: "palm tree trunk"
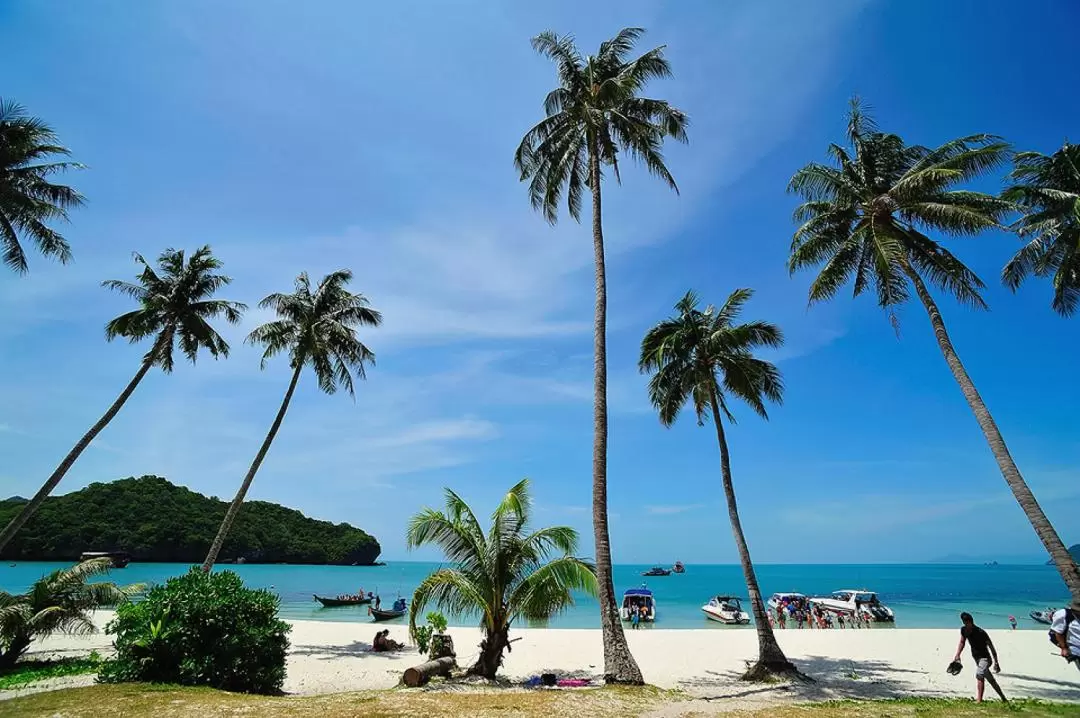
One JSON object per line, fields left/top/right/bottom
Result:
{"left": 588, "top": 143, "right": 643, "bottom": 685}
{"left": 470, "top": 624, "right": 508, "bottom": 680}
{"left": 0, "top": 356, "right": 155, "bottom": 554}
{"left": 708, "top": 386, "right": 797, "bottom": 679}
{"left": 906, "top": 267, "right": 1080, "bottom": 600}
{"left": 201, "top": 362, "right": 303, "bottom": 572}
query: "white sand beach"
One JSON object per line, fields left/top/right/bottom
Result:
{"left": 12, "top": 611, "right": 1080, "bottom": 708}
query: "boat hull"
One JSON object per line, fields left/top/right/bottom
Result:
{"left": 701, "top": 607, "right": 749, "bottom": 624}
{"left": 313, "top": 594, "right": 372, "bottom": 607}
{"left": 370, "top": 608, "right": 407, "bottom": 621}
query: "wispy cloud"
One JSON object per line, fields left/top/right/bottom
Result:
{"left": 645, "top": 503, "right": 705, "bottom": 516}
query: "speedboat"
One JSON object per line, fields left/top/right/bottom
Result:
{"left": 620, "top": 586, "right": 656, "bottom": 622}
{"left": 810, "top": 589, "right": 895, "bottom": 623}
{"left": 672, "top": 561, "right": 686, "bottom": 574}
{"left": 767, "top": 592, "right": 806, "bottom": 611}
{"left": 642, "top": 566, "right": 672, "bottom": 577}
{"left": 1030, "top": 608, "right": 1056, "bottom": 625}
{"left": 702, "top": 595, "right": 750, "bottom": 624}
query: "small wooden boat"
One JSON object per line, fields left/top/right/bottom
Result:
{"left": 370, "top": 607, "right": 407, "bottom": 621}
{"left": 313, "top": 594, "right": 372, "bottom": 607}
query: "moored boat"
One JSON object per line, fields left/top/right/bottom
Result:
{"left": 702, "top": 595, "right": 750, "bottom": 624}
{"left": 79, "top": 551, "right": 130, "bottom": 568}
{"left": 1030, "top": 608, "right": 1056, "bottom": 625}
{"left": 370, "top": 597, "right": 408, "bottom": 621}
{"left": 672, "top": 561, "right": 685, "bottom": 574}
{"left": 619, "top": 586, "right": 656, "bottom": 622}
{"left": 810, "top": 589, "right": 895, "bottom": 623}
{"left": 642, "top": 566, "right": 671, "bottom": 577}
{"left": 313, "top": 593, "right": 372, "bottom": 607}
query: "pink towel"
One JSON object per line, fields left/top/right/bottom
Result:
{"left": 556, "top": 679, "right": 590, "bottom": 687}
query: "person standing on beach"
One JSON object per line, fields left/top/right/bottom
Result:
{"left": 952, "top": 612, "right": 1007, "bottom": 703}
{"left": 1050, "top": 601, "right": 1079, "bottom": 670}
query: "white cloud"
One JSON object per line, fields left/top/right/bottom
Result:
{"left": 646, "top": 503, "right": 705, "bottom": 515}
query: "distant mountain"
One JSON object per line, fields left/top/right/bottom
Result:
{"left": 1046, "top": 544, "right": 1080, "bottom": 566}
{"left": 0, "top": 475, "right": 380, "bottom": 565}
{"left": 3, "top": 496, "right": 29, "bottom": 504}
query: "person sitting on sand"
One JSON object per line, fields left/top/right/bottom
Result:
{"left": 952, "top": 612, "right": 1007, "bottom": 703}
{"left": 373, "top": 629, "right": 403, "bottom": 652}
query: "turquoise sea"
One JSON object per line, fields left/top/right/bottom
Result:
{"left": 1, "top": 561, "right": 1068, "bottom": 631}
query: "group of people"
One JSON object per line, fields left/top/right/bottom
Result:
{"left": 371, "top": 629, "right": 403, "bottom": 652}
{"left": 628, "top": 603, "right": 651, "bottom": 628}
{"left": 768, "top": 597, "right": 871, "bottom": 630}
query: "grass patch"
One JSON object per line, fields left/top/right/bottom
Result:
{"left": 0, "top": 651, "right": 103, "bottom": 691}
{"left": 0, "top": 685, "right": 1074, "bottom": 718}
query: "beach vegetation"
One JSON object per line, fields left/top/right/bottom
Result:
{"left": 406, "top": 479, "right": 597, "bottom": 679}
{"left": 201, "top": 270, "right": 381, "bottom": 571}
{"left": 788, "top": 99, "right": 1080, "bottom": 601}
{"left": 0, "top": 558, "right": 137, "bottom": 668}
{"left": 0, "top": 651, "right": 102, "bottom": 690}
{"left": 99, "top": 568, "right": 290, "bottom": 694}
{"left": 1002, "top": 141, "right": 1080, "bottom": 317}
{"left": 515, "top": 26, "right": 688, "bottom": 685}
{"left": 0, "top": 97, "right": 84, "bottom": 274}
{"left": 0, "top": 247, "right": 245, "bottom": 556}
{"left": 639, "top": 289, "right": 798, "bottom": 681}
{"left": 0, "top": 475, "right": 381, "bottom": 565}
{"left": 1, "top": 685, "right": 1075, "bottom": 718}
{"left": 411, "top": 611, "right": 447, "bottom": 656}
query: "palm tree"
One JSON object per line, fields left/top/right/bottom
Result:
{"left": 407, "top": 479, "right": 597, "bottom": 680}
{"left": 788, "top": 99, "right": 1080, "bottom": 601}
{"left": 201, "top": 270, "right": 380, "bottom": 571}
{"left": 514, "top": 27, "right": 688, "bottom": 685}
{"left": 639, "top": 289, "right": 798, "bottom": 680}
{"left": 0, "top": 557, "right": 140, "bottom": 667}
{"left": 1002, "top": 142, "right": 1080, "bottom": 316}
{"left": 0, "top": 98, "right": 84, "bottom": 274}
{"left": 0, "top": 247, "right": 244, "bottom": 554}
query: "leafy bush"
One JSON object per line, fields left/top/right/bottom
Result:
{"left": 411, "top": 611, "right": 448, "bottom": 656}
{"left": 426, "top": 611, "right": 447, "bottom": 634}
{"left": 98, "top": 568, "right": 290, "bottom": 694}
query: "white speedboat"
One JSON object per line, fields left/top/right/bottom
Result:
{"left": 767, "top": 592, "right": 806, "bottom": 611}
{"left": 811, "top": 589, "right": 895, "bottom": 623}
{"left": 620, "top": 586, "right": 656, "bottom": 622}
{"left": 702, "top": 595, "right": 750, "bottom": 625}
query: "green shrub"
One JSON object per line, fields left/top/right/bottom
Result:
{"left": 98, "top": 568, "right": 290, "bottom": 694}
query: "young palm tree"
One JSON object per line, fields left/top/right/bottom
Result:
{"left": 514, "top": 27, "right": 687, "bottom": 684}
{"left": 0, "top": 557, "right": 140, "bottom": 667}
{"left": 0, "top": 247, "right": 244, "bottom": 554}
{"left": 789, "top": 99, "right": 1080, "bottom": 601}
{"left": 201, "top": 270, "right": 380, "bottom": 571}
{"left": 407, "top": 479, "right": 597, "bottom": 679}
{"left": 639, "top": 289, "right": 797, "bottom": 680}
{"left": 0, "top": 98, "right": 84, "bottom": 273}
{"left": 1002, "top": 142, "right": 1080, "bottom": 316}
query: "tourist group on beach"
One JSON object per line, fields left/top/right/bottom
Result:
{"left": 767, "top": 597, "right": 871, "bottom": 630}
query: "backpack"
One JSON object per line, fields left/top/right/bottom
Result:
{"left": 1049, "top": 608, "right": 1074, "bottom": 646}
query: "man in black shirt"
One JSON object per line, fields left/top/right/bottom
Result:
{"left": 952, "top": 612, "right": 1007, "bottom": 702}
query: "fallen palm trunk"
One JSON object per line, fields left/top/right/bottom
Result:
{"left": 402, "top": 656, "right": 456, "bottom": 687}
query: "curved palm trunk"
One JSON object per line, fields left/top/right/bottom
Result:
{"left": 589, "top": 145, "right": 643, "bottom": 685}
{"left": 708, "top": 387, "right": 796, "bottom": 679}
{"left": 202, "top": 363, "right": 303, "bottom": 572}
{"left": 0, "top": 356, "right": 155, "bottom": 554}
{"left": 470, "top": 623, "right": 509, "bottom": 680}
{"left": 906, "top": 268, "right": 1080, "bottom": 600}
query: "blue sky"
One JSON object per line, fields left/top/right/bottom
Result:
{"left": 1, "top": 0, "right": 1078, "bottom": 565}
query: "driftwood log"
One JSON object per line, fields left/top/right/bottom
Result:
{"left": 402, "top": 656, "right": 456, "bottom": 687}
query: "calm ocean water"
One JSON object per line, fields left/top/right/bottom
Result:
{"left": 1, "top": 561, "right": 1067, "bottom": 631}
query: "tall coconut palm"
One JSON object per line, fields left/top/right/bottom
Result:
{"left": 639, "top": 289, "right": 797, "bottom": 680}
{"left": 1002, "top": 142, "right": 1080, "bottom": 316}
{"left": 788, "top": 99, "right": 1080, "bottom": 601}
{"left": 407, "top": 478, "right": 597, "bottom": 679}
{"left": 0, "top": 98, "right": 84, "bottom": 274}
{"left": 0, "top": 247, "right": 244, "bottom": 554}
{"left": 201, "top": 270, "right": 380, "bottom": 571}
{"left": 514, "top": 27, "right": 688, "bottom": 684}
{"left": 0, "top": 557, "right": 140, "bottom": 667}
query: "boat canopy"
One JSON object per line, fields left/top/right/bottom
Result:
{"left": 624, "top": 588, "right": 653, "bottom": 597}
